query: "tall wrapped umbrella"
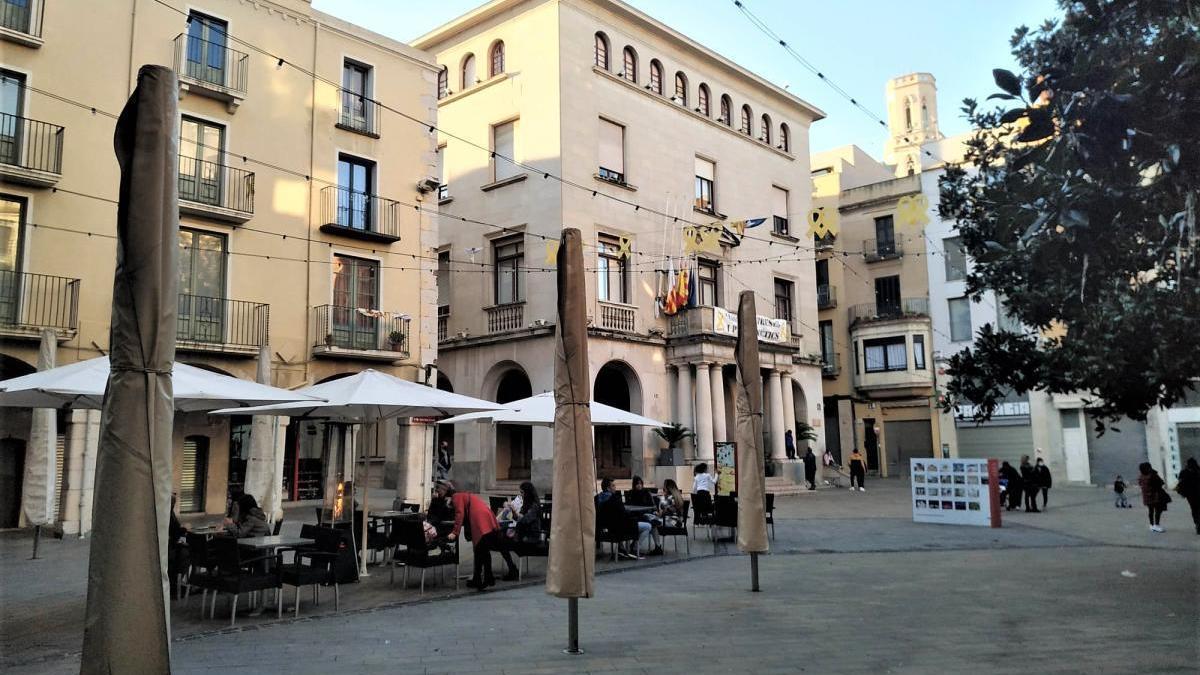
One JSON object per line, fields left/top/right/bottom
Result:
{"left": 81, "top": 65, "right": 178, "bottom": 674}
{"left": 21, "top": 328, "right": 57, "bottom": 559}
{"left": 244, "top": 346, "right": 282, "bottom": 523}
{"left": 734, "top": 291, "right": 769, "bottom": 590}
{"left": 545, "top": 228, "right": 595, "bottom": 654}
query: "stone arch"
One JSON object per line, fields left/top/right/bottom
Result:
{"left": 0, "top": 353, "right": 35, "bottom": 379}
{"left": 791, "top": 378, "right": 810, "bottom": 448}
{"left": 482, "top": 361, "right": 532, "bottom": 480}
{"left": 315, "top": 370, "right": 358, "bottom": 385}
{"left": 593, "top": 360, "right": 643, "bottom": 479}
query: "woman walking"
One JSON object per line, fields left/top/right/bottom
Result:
{"left": 1175, "top": 457, "right": 1200, "bottom": 535}
{"left": 1034, "top": 457, "right": 1052, "bottom": 510}
{"left": 848, "top": 449, "right": 867, "bottom": 492}
{"left": 1137, "top": 462, "right": 1170, "bottom": 533}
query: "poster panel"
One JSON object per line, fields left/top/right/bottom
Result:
{"left": 714, "top": 441, "right": 737, "bottom": 495}
{"left": 910, "top": 458, "right": 1000, "bottom": 528}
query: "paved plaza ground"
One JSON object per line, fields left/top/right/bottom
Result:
{"left": 3, "top": 479, "right": 1197, "bottom": 673}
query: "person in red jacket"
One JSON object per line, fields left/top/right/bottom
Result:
{"left": 437, "top": 480, "right": 518, "bottom": 589}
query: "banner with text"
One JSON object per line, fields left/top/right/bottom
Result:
{"left": 713, "top": 307, "right": 793, "bottom": 344}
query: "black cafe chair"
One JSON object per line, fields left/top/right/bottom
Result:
{"left": 764, "top": 493, "right": 776, "bottom": 540}
{"left": 391, "top": 519, "right": 459, "bottom": 593}
{"left": 691, "top": 492, "right": 716, "bottom": 540}
{"left": 278, "top": 526, "right": 346, "bottom": 618}
{"left": 658, "top": 500, "right": 691, "bottom": 555}
{"left": 714, "top": 495, "right": 739, "bottom": 541}
{"left": 194, "top": 537, "right": 282, "bottom": 627}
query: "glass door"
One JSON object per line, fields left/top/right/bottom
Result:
{"left": 177, "top": 229, "right": 226, "bottom": 342}
{"left": 0, "top": 71, "right": 25, "bottom": 167}
{"left": 179, "top": 117, "right": 224, "bottom": 206}
{"left": 186, "top": 13, "right": 228, "bottom": 87}
{"left": 337, "top": 156, "right": 373, "bottom": 231}
{"left": 332, "top": 255, "right": 379, "bottom": 350}
{"left": 0, "top": 195, "right": 24, "bottom": 325}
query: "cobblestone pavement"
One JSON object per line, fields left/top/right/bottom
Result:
{"left": 4, "top": 480, "right": 1197, "bottom": 673}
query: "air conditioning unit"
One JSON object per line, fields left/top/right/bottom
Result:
{"left": 416, "top": 177, "right": 441, "bottom": 194}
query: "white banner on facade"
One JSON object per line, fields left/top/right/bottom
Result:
{"left": 713, "top": 307, "right": 792, "bottom": 344}
{"left": 910, "top": 458, "right": 1000, "bottom": 527}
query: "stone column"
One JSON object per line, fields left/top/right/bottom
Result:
{"left": 693, "top": 363, "right": 714, "bottom": 461}
{"left": 710, "top": 364, "right": 727, "bottom": 443}
{"left": 675, "top": 364, "right": 694, "bottom": 461}
{"left": 781, "top": 372, "right": 797, "bottom": 442}
{"left": 767, "top": 370, "right": 787, "bottom": 460}
{"left": 60, "top": 409, "right": 88, "bottom": 535}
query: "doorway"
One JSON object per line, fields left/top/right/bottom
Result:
{"left": 862, "top": 418, "right": 880, "bottom": 473}
{"left": 495, "top": 369, "right": 532, "bottom": 480}
{"left": 0, "top": 438, "right": 24, "bottom": 527}
{"left": 884, "top": 419, "right": 933, "bottom": 477}
{"left": 594, "top": 362, "right": 638, "bottom": 479}
{"left": 1060, "top": 410, "right": 1090, "bottom": 482}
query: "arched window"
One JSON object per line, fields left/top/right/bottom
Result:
{"left": 594, "top": 32, "right": 610, "bottom": 70}
{"left": 779, "top": 123, "right": 790, "bottom": 152}
{"left": 674, "top": 72, "right": 687, "bottom": 106}
{"left": 740, "top": 104, "right": 752, "bottom": 135}
{"left": 461, "top": 53, "right": 476, "bottom": 89}
{"left": 489, "top": 41, "right": 505, "bottom": 77}
{"left": 719, "top": 94, "right": 732, "bottom": 125}
{"left": 649, "top": 59, "right": 663, "bottom": 95}
{"left": 904, "top": 99, "right": 913, "bottom": 130}
{"left": 622, "top": 46, "right": 637, "bottom": 82}
{"left": 921, "top": 100, "right": 930, "bottom": 128}
{"left": 761, "top": 114, "right": 772, "bottom": 143}
{"left": 437, "top": 66, "right": 449, "bottom": 99}
{"left": 697, "top": 83, "right": 710, "bottom": 116}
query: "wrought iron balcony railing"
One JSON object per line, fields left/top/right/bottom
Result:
{"left": 821, "top": 352, "right": 841, "bottom": 378}
{"left": 178, "top": 155, "right": 255, "bottom": 220}
{"left": 177, "top": 294, "right": 269, "bottom": 352}
{"left": 312, "top": 305, "right": 410, "bottom": 358}
{"left": 0, "top": 271, "right": 79, "bottom": 337}
{"left": 0, "top": 112, "right": 64, "bottom": 180}
{"left": 174, "top": 33, "right": 250, "bottom": 105}
{"left": 863, "top": 238, "right": 903, "bottom": 262}
{"left": 338, "top": 90, "right": 381, "bottom": 137}
{"left": 817, "top": 284, "right": 836, "bottom": 310}
{"left": 849, "top": 297, "right": 930, "bottom": 325}
{"left": 320, "top": 185, "right": 404, "bottom": 243}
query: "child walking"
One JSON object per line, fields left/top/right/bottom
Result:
{"left": 1113, "top": 475, "right": 1131, "bottom": 508}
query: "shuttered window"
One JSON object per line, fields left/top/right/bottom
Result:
{"left": 180, "top": 436, "right": 209, "bottom": 513}
{"left": 772, "top": 186, "right": 789, "bottom": 235}
{"left": 493, "top": 120, "right": 517, "bottom": 181}
{"left": 598, "top": 119, "right": 624, "bottom": 182}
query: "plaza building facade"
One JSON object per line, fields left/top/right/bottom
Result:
{"left": 0, "top": 0, "right": 440, "bottom": 532}
{"left": 414, "top": 0, "right": 826, "bottom": 493}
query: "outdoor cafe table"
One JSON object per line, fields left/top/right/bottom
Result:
{"left": 625, "top": 505, "right": 656, "bottom": 516}
{"left": 238, "top": 535, "right": 314, "bottom": 551}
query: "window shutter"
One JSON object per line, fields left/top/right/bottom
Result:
{"left": 598, "top": 120, "right": 624, "bottom": 175}
{"left": 772, "top": 187, "right": 788, "bottom": 217}
{"left": 695, "top": 157, "right": 714, "bottom": 181}
{"left": 494, "top": 121, "right": 516, "bottom": 180}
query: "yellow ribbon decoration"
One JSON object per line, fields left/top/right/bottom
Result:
{"left": 896, "top": 194, "right": 930, "bottom": 228}
{"left": 617, "top": 236, "right": 632, "bottom": 260}
{"left": 683, "top": 225, "right": 720, "bottom": 254}
{"left": 545, "top": 240, "right": 559, "bottom": 265}
{"left": 808, "top": 208, "right": 838, "bottom": 238}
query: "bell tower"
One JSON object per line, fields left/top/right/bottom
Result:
{"left": 884, "top": 73, "right": 942, "bottom": 176}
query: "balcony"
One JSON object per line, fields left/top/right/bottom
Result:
{"left": 176, "top": 294, "right": 268, "bottom": 357}
{"left": 174, "top": 33, "right": 249, "bottom": 112}
{"left": 863, "top": 238, "right": 903, "bottom": 262}
{"left": 0, "top": 271, "right": 79, "bottom": 341}
{"left": 814, "top": 232, "right": 836, "bottom": 251}
{"left": 312, "top": 305, "right": 410, "bottom": 361}
{"left": 0, "top": 0, "right": 43, "bottom": 47}
{"left": 319, "top": 185, "right": 404, "bottom": 244}
{"left": 821, "top": 352, "right": 841, "bottom": 378}
{"left": 817, "top": 284, "right": 837, "bottom": 310}
{"left": 337, "top": 91, "right": 381, "bottom": 138}
{"left": 0, "top": 112, "right": 63, "bottom": 187}
{"left": 486, "top": 302, "right": 524, "bottom": 334}
{"left": 598, "top": 301, "right": 636, "bottom": 333}
{"left": 849, "top": 298, "right": 929, "bottom": 326}
{"left": 668, "top": 305, "right": 798, "bottom": 349}
{"left": 178, "top": 155, "right": 255, "bottom": 224}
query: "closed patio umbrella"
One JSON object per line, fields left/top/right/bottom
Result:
{"left": 20, "top": 329, "right": 57, "bottom": 559}
{"left": 733, "top": 291, "right": 770, "bottom": 591}
{"left": 545, "top": 229, "right": 595, "bottom": 654}
{"left": 81, "top": 65, "right": 176, "bottom": 674}
{"left": 438, "top": 391, "right": 667, "bottom": 428}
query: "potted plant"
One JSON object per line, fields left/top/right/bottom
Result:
{"left": 653, "top": 423, "right": 694, "bottom": 466}
{"left": 323, "top": 333, "right": 334, "bottom": 347}
{"left": 387, "top": 329, "right": 406, "bottom": 350}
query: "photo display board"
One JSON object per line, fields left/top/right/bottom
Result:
{"left": 714, "top": 441, "right": 737, "bottom": 495}
{"left": 910, "top": 458, "right": 1000, "bottom": 527}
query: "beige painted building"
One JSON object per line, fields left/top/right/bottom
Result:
{"left": 414, "top": 0, "right": 826, "bottom": 492}
{"left": 0, "top": 0, "right": 440, "bottom": 532}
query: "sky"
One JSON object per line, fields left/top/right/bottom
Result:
{"left": 311, "top": 0, "right": 1062, "bottom": 154}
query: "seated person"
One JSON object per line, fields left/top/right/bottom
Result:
{"left": 595, "top": 477, "right": 652, "bottom": 559}
{"left": 223, "top": 493, "right": 271, "bottom": 538}
{"left": 427, "top": 483, "right": 456, "bottom": 538}
{"left": 625, "top": 475, "right": 655, "bottom": 507}
{"left": 512, "top": 481, "right": 542, "bottom": 544}
{"left": 657, "top": 479, "right": 685, "bottom": 528}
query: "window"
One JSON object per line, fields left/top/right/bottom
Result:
{"left": 337, "top": 155, "right": 374, "bottom": 230}
{"left": 698, "top": 259, "right": 719, "bottom": 307}
{"left": 332, "top": 254, "right": 380, "bottom": 350}
{"left": 694, "top": 156, "right": 715, "bottom": 213}
{"left": 774, "top": 278, "right": 793, "bottom": 323}
{"left": 779, "top": 123, "right": 790, "bottom": 152}
{"left": 179, "top": 437, "right": 209, "bottom": 513}
{"left": 864, "top": 336, "right": 907, "bottom": 372}
{"left": 719, "top": 95, "right": 732, "bottom": 125}
{"left": 949, "top": 297, "right": 972, "bottom": 341}
{"left": 913, "top": 334, "right": 926, "bottom": 369}
{"left": 761, "top": 114, "right": 771, "bottom": 144}
{"left": 943, "top": 236, "right": 966, "bottom": 281}
{"left": 177, "top": 228, "right": 227, "bottom": 342}
{"left": 649, "top": 60, "right": 663, "bottom": 95}
{"left": 594, "top": 32, "right": 609, "bottom": 70}
{"left": 185, "top": 12, "right": 228, "bottom": 87}
{"left": 598, "top": 118, "right": 624, "bottom": 183}
{"left": 489, "top": 41, "right": 505, "bottom": 77}
{"left": 436, "top": 250, "right": 450, "bottom": 310}
{"left": 622, "top": 46, "right": 637, "bottom": 82}
{"left": 997, "top": 298, "right": 1022, "bottom": 333}
{"left": 461, "top": 53, "right": 476, "bottom": 89}
{"left": 435, "top": 144, "right": 448, "bottom": 200}
{"left": 493, "top": 236, "right": 524, "bottom": 304}
{"left": 0, "top": 71, "right": 24, "bottom": 168}
{"left": 341, "top": 60, "right": 372, "bottom": 132}
{"left": 697, "top": 83, "right": 710, "bottom": 116}
{"left": 875, "top": 275, "right": 901, "bottom": 315}
{"left": 597, "top": 234, "right": 629, "bottom": 303}
{"left": 740, "top": 105, "right": 752, "bottom": 135}
{"left": 492, "top": 120, "right": 517, "bottom": 182}
{"left": 905, "top": 100, "right": 913, "bottom": 131}
{"left": 178, "top": 116, "right": 225, "bottom": 206}
{"left": 875, "top": 215, "right": 896, "bottom": 256}
{"left": 674, "top": 72, "right": 687, "bottom": 105}
{"left": 772, "top": 186, "right": 789, "bottom": 235}
{"left": 819, "top": 320, "right": 835, "bottom": 364}
{"left": 437, "top": 67, "right": 449, "bottom": 99}
{"left": 0, "top": 195, "right": 26, "bottom": 321}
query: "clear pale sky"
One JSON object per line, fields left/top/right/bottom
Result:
{"left": 312, "top": 0, "right": 1062, "bottom": 153}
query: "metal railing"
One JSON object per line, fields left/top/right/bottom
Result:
{"left": 177, "top": 294, "right": 268, "bottom": 348}
{"left": 772, "top": 215, "right": 789, "bottom": 236}
{"left": 821, "top": 352, "right": 841, "bottom": 378}
{"left": 437, "top": 308, "right": 449, "bottom": 342}
{"left": 814, "top": 233, "right": 836, "bottom": 251}
{"left": 178, "top": 155, "right": 255, "bottom": 215}
{"left": 817, "top": 284, "right": 836, "bottom": 309}
{"left": 0, "top": 112, "right": 64, "bottom": 175}
{"left": 0, "top": 271, "right": 80, "bottom": 332}
{"left": 849, "top": 297, "right": 930, "bottom": 325}
{"left": 599, "top": 301, "right": 636, "bottom": 332}
{"left": 338, "top": 90, "right": 381, "bottom": 136}
{"left": 437, "top": 183, "right": 449, "bottom": 201}
{"left": 486, "top": 303, "right": 524, "bottom": 333}
{"left": 1, "top": 0, "right": 42, "bottom": 37}
{"left": 312, "top": 305, "right": 410, "bottom": 356}
{"left": 174, "top": 33, "right": 249, "bottom": 97}
{"left": 320, "top": 185, "right": 403, "bottom": 241}
{"left": 863, "top": 238, "right": 903, "bottom": 262}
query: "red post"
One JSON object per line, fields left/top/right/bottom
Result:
{"left": 987, "top": 459, "right": 1002, "bottom": 528}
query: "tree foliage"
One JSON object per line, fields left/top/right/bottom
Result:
{"left": 938, "top": 0, "right": 1200, "bottom": 424}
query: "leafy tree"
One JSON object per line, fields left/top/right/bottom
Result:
{"left": 938, "top": 0, "right": 1199, "bottom": 424}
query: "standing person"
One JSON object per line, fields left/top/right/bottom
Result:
{"left": 848, "top": 449, "right": 867, "bottom": 491}
{"left": 1137, "top": 462, "right": 1169, "bottom": 533}
{"left": 692, "top": 462, "right": 719, "bottom": 496}
{"left": 802, "top": 448, "right": 817, "bottom": 490}
{"left": 999, "top": 461, "right": 1021, "bottom": 511}
{"left": 1034, "top": 458, "right": 1053, "bottom": 510}
{"left": 438, "top": 480, "right": 518, "bottom": 589}
{"left": 1019, "top": 455, "right": 1040, "bottom": 512}
{"left": 1113, "top": 475, "right": 1132, "bottom": 509}
{"left": 1174, "top": 457, "right": 1200, "bottom": 535}
{"left": 435, "top": 441, "right": 452, "bottom": 482}
{"left": 785, "top": 429, "right": 796, "bottom": 460}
